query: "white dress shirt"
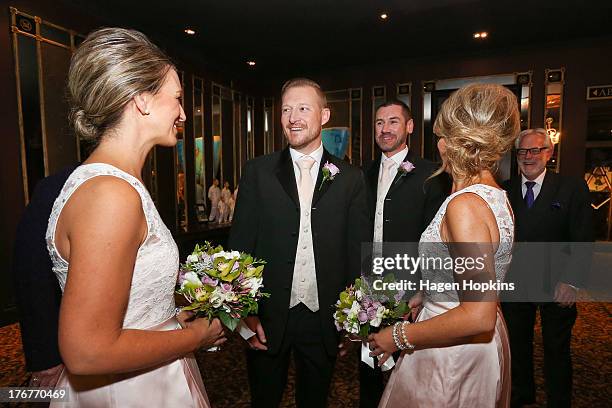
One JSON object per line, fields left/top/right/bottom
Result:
{"left": 374, "top": 146, "right": 409, "bottom": 242}
{"left": 521, "top": 169, "right": 547, "bottom": 200}
{"left": 289, "top": 142, "right": 323, "bottom": 193}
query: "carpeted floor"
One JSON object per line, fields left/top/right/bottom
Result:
{"left": 1, "top": 303, "right": 610, "bottom": 407}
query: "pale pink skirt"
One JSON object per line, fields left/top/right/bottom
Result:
{"left": 378, "top": 302, "right": 511, "bottom": 408}
{"left": 51, "top": 316, "right": 211, "bottom": 408}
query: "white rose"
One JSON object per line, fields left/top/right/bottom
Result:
{"left": 355, "top": 289, "right": 363, "bottom": 301}
{"left": 213, "top": 250, "right": 240, "bottom": 260}
{"left": 181, "top": 272, "right": 203, "bottom": 289}
{"left": 186, "top": 254, "right": 199, "bottom": 264}
{"left": 209, "top": 289, "right": 224, "bottom": 308}
{"left": 348, "top": 300, "right": 361, "bottom": 320}
{"left": 244, "top": 277, "right": 263, "bottom": 297}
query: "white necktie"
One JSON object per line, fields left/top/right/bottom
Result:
{"left": 379, "top": 159, "right": 396, "bottom": 198}
{"left": 297, "top": 156, "right": 316, "bottom": 205}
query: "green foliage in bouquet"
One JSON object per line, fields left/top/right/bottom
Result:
{"left": 177, "top": 242, "right": 269, "bottom": 331}
{"left": 334, "top": 274, "right": 409, "bottom": 339}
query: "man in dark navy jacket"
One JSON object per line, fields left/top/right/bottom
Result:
{"left": 502, "top": 129, "right": 593, "bottom": 408}
{"left": 12, "top": 164, "right": 77, "bottom": 387}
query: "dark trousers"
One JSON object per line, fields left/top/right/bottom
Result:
{"left": 501, "top": 302, "right": 577, "bottom": 408}
{"left": 359, "top": 359, "right": 385, "bottom": 408}
{"left": 247, "top": 304, "right": 336, "bottom": 408}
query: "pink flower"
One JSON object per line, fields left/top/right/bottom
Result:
{"left": 394, "top": 160, "right": 415, "bottom": 185}
{"left": 399, "top": 160, "right": 415, "bottom": 174}
{"left": 320, "top": 161, "right": 340, "bottom": 190}
{"left": 358, "top": 311, "right": 368, "bottom": 323}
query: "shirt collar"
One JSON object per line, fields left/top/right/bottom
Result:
{"left": 381, "top": 146, "right": 409, "bottom": 167}
{"left": 521, "top": 168, "right": 547, "bottom": 186}
{"left": 290, "top": 141, "right": 324, "bottom": 164}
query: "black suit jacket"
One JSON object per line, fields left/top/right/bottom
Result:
{"left": 12, "top": 164, "right": 77, "bottom": 371}
{"left": 228, "top": 148, "right": 371, "bottom": 355}
{"left": 503, "top": 171, "right": 593, "bottom": 294}
{"left": 362, "top": 150, "right": 449, "bottom": 242}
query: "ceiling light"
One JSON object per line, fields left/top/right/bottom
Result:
{"left": 473, "top": 33, "right": 481, "bottom": 38}
{"left": 380, "top": 13, "right": 388, "bottom": 20}
{"left": 473, "top": 31, "right": 488, "bottom": 39}
{"left": 246, "top": 60, "right": 256, "bottom": 66}
{"left": 480, "top": 32, "right": 488, "bottom": 38}
{"left": 184, "top": 28, "right": 196, "bottom": 35}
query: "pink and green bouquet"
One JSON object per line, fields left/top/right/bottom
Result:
{"left": 333, "top": 275, "right": 409, "bottom": 339}
{"left": 177, "top": 242, "right": 269, "bottom": 331}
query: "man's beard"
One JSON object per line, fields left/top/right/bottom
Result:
{"left": 377, "top": 133, "right": 406, "bottom": 152}
{"left": 284, "top": 125, "right": 321, "bottom": 150}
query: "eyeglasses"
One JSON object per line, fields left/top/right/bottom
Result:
{"left": 516, "top": 147, "right": 549, "bottom": 157}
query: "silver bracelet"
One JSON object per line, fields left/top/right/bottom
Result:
{"left": 392, "top": 322, "right": 402, "bottom": 350}
{"left": 400, "top": 321, "right": 416, "bottom": 351}
{"left": 392, "top": 322, "right": 407, "bottom": 350}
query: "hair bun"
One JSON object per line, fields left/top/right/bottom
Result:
{"left": 71, "top": 108, "right": 98, "bottom": 141}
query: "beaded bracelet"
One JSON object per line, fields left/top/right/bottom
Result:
{"left": 400, "top": 321, "right": 416, "bottom": 351}
{"left": 392, "top": 321, "right": 409, "bottom": 350}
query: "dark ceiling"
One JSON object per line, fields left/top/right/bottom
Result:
{"left": 60, "top": 0, "right": 612, "bottom": 78}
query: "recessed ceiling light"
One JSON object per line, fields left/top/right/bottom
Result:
{"left": 473, "top": 31, "right": 488, "bottom": 39}
{"left": 184, "top": 28, "right": 196, "bottom": 35}
{"left": 246, "top": 60, "right": 256, "bottom": 66}
{"left": 380, "top": 13, "right": 388, "bottom": 20}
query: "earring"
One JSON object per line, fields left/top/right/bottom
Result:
{"left": 144, "top": 110, "right": 150, "bottom": 115}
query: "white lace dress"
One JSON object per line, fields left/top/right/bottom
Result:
{"left": 379, "top": 184, "right": 513, "bottom": 408}
{"left": 46, "top": 163, "right": 210, "bottom": 408}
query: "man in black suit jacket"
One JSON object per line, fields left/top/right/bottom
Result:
{"left": 229, "top": 78, "right": 371, "bottom": 408}
{"left": 359, "top": 100, "right": 448, "bottom": 408}
{"left": 12, "top": 164, "right": 77, "bottom": 387}
{"left": 501, "top": 129, "right": 593, "bottom": 408}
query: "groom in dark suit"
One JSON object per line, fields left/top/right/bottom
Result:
{"left": 501, "top": 128, "right": 593, "bottom": 408}
{"left": 359, "top": 100, "right": 448, "bottom": 408}
{"left": 229, "top": 78, "right": 371, "bottom": 408}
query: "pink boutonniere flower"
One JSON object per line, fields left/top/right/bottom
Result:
{"left": 320, "top": 161, "right": 340, "bottom": 190}
{"left": 394, "top": 160, "right": 415, "bottom": 184}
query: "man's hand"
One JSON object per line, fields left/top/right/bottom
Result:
{"left": 337, "top": 334, "right": 360, "bottom": 357}
{"left": 29, "top": 364, "right": 64, "bottom": 387}
{"left": 554, "top": 282, "right": 578, "bottom": 307}
{"left": 244, "top": 316, "right": 268, "bottom": 350}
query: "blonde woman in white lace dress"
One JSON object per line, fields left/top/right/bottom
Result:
{"left": 368, "top": 84, "right": 519, "bottom": 407}
{"left": 46, "top": 28, "right": 225, "bottom": 407}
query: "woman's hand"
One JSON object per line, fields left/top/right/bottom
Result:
{"left": 367, "top": 325, "right": 398, "bottom": 366}
{"left": 408, "top": 291, "right": 424, "bottom": 322}
{"left": 181, "top": 312, "right": 226, "bottom": 350}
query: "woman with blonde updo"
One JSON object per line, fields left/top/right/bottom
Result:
{"left": 46, "top": 28, "right": 224, "bottom": 407}
{"left": 368, "top": 84, "right": 519, "bottom": 407}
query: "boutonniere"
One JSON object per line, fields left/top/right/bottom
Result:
{"left": 320, "top": 161, "right": 340, "bottom": 190}
{"left": 551, "top": 201, "right": 562, "bottom": 210}
{"left": 394, "top": 160, "right": 415, "bottom": 184}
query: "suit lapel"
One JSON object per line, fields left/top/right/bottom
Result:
{"left": 518, "top": 172, "right": 558, "bottom": 237}
{"left": 275, "top": 147, "right": 300, "bottom": 207}
{"left": 531, "top": 172, "right": 557, "bottom": 213}
{"left": 312, "top": 149, "right": 334, "bottom": 206}
{"left": 366, "top": 155, "right": 381, "bottom": 198}
{"left": 385, "top": 149, "right": 415, "bottom": 197}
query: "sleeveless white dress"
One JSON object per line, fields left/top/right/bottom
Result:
{"left": 46, "top": 163, "right": 211, "bottom": 408}
{"left": 379, "top": 184, "right": 513, "bottom": 408}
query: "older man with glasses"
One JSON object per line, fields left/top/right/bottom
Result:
{"left": 501, "top": 128, "right": 593, "bottom": 408}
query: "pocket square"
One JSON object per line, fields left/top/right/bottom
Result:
{"left": 551, "top": 201, "right": 562, "bottom": 209}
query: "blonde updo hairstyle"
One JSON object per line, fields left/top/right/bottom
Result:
{"left": 68, "top": 27, "right": 174, "bottom": 145}
{"left": 432, "top": 83, "right": 520, "bottom": 181}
